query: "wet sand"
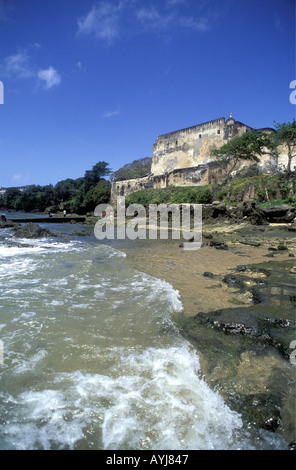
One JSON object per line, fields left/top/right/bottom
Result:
{"left": 103, "top": 220, "right": 296, "bottom": 445}
{"left": 112, "top": 222, "right": 295, "bottom": 317}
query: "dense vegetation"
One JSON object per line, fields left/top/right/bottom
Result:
{"left": 0, "top": 161, "right": 112, "bottom": 214}
{"left": 125, "top": 172, "right": 296, "bottom": 208}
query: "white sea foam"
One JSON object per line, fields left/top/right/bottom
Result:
{"left": 0, "top": 344, "right": 250, "bottom": 450}
{"left": 0, "top": 237, "right": 288, "bottom": 450}
{"left": 100, "top": 345, "right": 246, "bottom": 450}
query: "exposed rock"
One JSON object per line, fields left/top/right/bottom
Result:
{"left": 183, "top": 259, "right": 296, "bottom": 361}
{"left": 209, "top": 240, "right": 228, "bottom": 250}
{"left": 202, "top": 201, "right": 268, "bottom": 225}
{"left": 13, "top": 222, "right": 57, "bottom": 239}
{"left": 239, "top": 240, "right": 261, "bottom": 247}
{"left": 287, "top": 220, "right": 296, "bottom": 232}
{"left": 263, "top": 205, "right": 296, "bottom": 223}
{"left": 70, "top": 230, "right": 91, "bottom": 236}
{"left": 4, "top": 241, "right": 34, "bottom": 248}
{"left": 233, "top": 393, "right": 282, "bottom": 433}
{"left": 203, "top": 271, "right": 214, "bottom": 278}
{"left": 241, "top": 201, "right": 267, "bottom": 225}
{"left": 0, "top": 220, "right": 21, "bottom": 229}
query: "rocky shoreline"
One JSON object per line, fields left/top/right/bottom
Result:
{"left": 109, "top": 205, "right": 296, "bottom": 449}
{"left": 1, "top": 204, "right": 295, "bottom": 448}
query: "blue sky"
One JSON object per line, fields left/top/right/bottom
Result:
{"left": 0, "top": 0, "right": 295, "bottom": 188}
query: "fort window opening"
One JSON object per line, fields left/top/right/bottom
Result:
{"left": 199, "top": 134, "right": 202, "bottom": 138}
{"left": 217, "top": 130, "right": 220, "bottom": 134}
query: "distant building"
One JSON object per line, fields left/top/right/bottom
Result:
{"left": 0, "top": 185, "right": 29, "bottom": 195}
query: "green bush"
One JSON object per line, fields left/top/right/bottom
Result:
{"left": 125, "top": 185, "right": 213, "bottom": 206}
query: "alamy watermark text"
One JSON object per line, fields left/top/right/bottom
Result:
{"left": 0, "top": 81, "right": 3, "bottom": 104}
{"left": 289, "top": 80, "right": 296, "bottom": 104}
{"left": 94, "top": 197, "right": 202, "bottom": 250}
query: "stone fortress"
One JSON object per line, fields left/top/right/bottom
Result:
{"left": 111, "top": 114, "right": 287, "bottom": 202}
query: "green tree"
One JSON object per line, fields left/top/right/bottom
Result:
{"left": 84, "top": 161, "right": 111, "bottom": 189}
{"left": 4, "top": 188, "right": 22, "bottom": 210}
{"left": 54, "top": 179, "right": 78, "bottom": 203}
{"left": 211, "top": 130, "right": 276, "bottom": 177}
{"left": 273, "top": 119, "right": 296, "bottom": 175}
{"left": 82, "top": 180, "right": 111, "bottom": 212}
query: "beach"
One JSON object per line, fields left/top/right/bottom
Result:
{"left": 107, "top": 220, "right": 296, "bottom": 446}
{"left": 110, "top": 220, "right": 295, "bottom": 316}
{"left": 0, "top": 214, "right": 295, "bottom": 449}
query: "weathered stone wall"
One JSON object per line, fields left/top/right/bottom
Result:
{"left": 111, "top": 162, "right": 229, "bottom": 202}
{"left": 151, "top": 116, "right": 252, "bottom": 175}
{"left": 111, "top": 175, "right": 152, "bottom": 203}
{"left": 111, "top": 115, "right": 289, "bottom": 203}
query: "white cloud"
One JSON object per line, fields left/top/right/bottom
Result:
{"left": 77, "top": 1, "right": 212, "bottom": 44}
{"left": 12, "top": 172, "right": 30, "bottom": 183}
{"left": 179, "top": 15, "right": 210, "bottom": 32}
{"left": 1, "top": 51, "right": 34, "bottom": 79}
{"left": 102, "top": 107, "right": 120, "bottom": 118}
{"left": 37, "top": 66, "right": 61, "bottom": 90}
{"left": 12, "top": 173, "right": 22, "bottom": 181}
{"left": 1, "top": 47, "right": 61, "bottom": 91}
{"left": 136, "top": 6, "right": 173, "bottom": 31}
{"left": 77, "top": 2, "right": 122, "bottom": 44}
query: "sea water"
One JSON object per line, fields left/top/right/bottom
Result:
{"left": 0, "top": 218, "right": 287, "bottom": 450}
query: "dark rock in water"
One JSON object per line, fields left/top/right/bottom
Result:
{"left": 6, "top": 242, "right": 35, "bottom": 248}
{"left": 13, "top": 222, "right": 57, "bottom": 239}
{"left": 0, "top": 220, "right": 21, "bottom": 229}
{"left": 70, "top": 230, "right": 91, "bottom": 236}
{"left": 231, "top": 393, "right": 282, "bottom": 433}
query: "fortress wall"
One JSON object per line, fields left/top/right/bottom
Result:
{"left": 151, "top": 117, "right": 254, "bottom": 176}
{"left": 112, "top": 163, "right": 227, "bottom": 202}
{"left": 151, "top": 118, "right": 227, "bottom": 175}
{"left": 111, "top": 175, "right": 152, "bottom": 203}
{"left": 110, "top": 116, "right": 289, "bottom": 203}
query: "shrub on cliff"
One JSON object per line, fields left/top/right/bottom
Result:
{"left": 210, "top": 130, "right": 276, "bottom": 177}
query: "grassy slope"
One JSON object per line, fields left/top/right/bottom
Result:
{"left": 124, "top": 174, "right": 296, "bottom": 207}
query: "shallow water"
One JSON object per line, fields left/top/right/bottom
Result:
{"left": 0, "top": 219, "right": 288, "bottom": 450}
